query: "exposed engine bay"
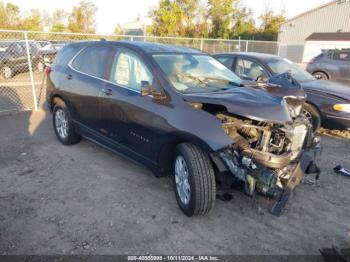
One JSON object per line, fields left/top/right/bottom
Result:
{"left": 213, "top": 107, "right": 321, "bottom": 215}
{"left": 185, "top": 74, "right": 321, "bottom": 215}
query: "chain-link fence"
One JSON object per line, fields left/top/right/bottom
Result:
{"left": 0, "top": 29, "right": 279, "bottom": 114}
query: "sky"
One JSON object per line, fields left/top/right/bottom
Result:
{"left": 6, "top": 0, "right": 332, "bottom": 34}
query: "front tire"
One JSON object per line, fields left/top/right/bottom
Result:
{"left": 173, "top": 143, "right": 216, "bottom": 217}
{"left": 312, "top": 71, "right": 328, "bottom": 80}
{"left": 303, "top": 103, "right": 321, "bottom": 132}
{"left": 53, "top": 103, "right": 81, "bottom": 145}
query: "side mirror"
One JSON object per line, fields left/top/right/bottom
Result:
{"left": 140, "top": 81, "right": 166, "bottom": 100}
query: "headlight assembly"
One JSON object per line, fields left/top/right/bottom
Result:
{"left": 333, "top": 104, "right": 350, "bottom": 113}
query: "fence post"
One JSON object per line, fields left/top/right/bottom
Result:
{"left": 277, "top": 42, "right": 281, "bottom": 56}
{"left": 200, "top": 38, "right": 204, "bottom": 51}
{"left": 245, "top": 40, "right": 249, "bottom": 52}
{"left": 238, "top": 36, "right": 241, "bottom": 51}
{"left": 130, "top": 36, "right": 134, "bottom": 41}
{"left": 24, "top": 31, "right": 38, "bottom": 111}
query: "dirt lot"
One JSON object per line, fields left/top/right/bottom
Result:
{"left": 0, "top": 110, "right": 349, "bottom": 255}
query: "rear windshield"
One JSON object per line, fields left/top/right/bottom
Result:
{"left": 52, "top": 45, "right": 82, "bottom": 66}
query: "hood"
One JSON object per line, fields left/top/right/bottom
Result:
{"left": 301, "top": 80, "right": 350, "bottom": 101}
{"left": 184, "top": 86, "right": 293, "bottom": 124}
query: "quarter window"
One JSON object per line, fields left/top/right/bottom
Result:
{"left": 72, "top": 46, "right": 112, "bottom": 79}
{"left": 216, "top": 56, "right": 234, "bottom": 69}
{"left": 235, "top": 58, "right": 268, "bottom": 81}
{"left": 110, "top": 50, "right": 153, "bottom": 91}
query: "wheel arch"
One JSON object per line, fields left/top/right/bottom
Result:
{"left": 312, "top": 70, "right": 330, "bottom": 80}
{"left": 49, "top": 94, "right": 68, "bottom": 112}
{"left": 155, "top": 133, "right": 219, "bottom": 177}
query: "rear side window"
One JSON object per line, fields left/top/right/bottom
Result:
{"left": 53, "top": 45, "right": 81, "bottom": 67}
{"left": 72, "top": 46, "right": 112, "bottom": 79}
{"left": 333, "top": 51, "right": 350, "bottom": 61}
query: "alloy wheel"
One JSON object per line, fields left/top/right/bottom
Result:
{"left": 175, "top": 155, "right": 191, "bottom": 205}
{"left": 55, "top": 109, "right": 69, "bottom": 139}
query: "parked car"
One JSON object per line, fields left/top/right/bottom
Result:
{"left": 213, "top": 52, "right": 350, "bottom": 130}
{"left": 47, "top": 41, "right": 320, "bottom": 216}
{"left": 306, "top": 48, "right": 350, "bottom": 84}
{"left": 0, "top": 41, "right": 44, "bottom": 79}
{"left": 35, "top": 41, "right": 56, "bottom": 51}
{"left": 31, "top": 41, "right": 57, "bottom": 66}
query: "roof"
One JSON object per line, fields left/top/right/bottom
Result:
{"left": 70, "top": 40, "right": 203, "bottom": 54}
{"left": 305, "top": 32, "right": 350, "bottom": 41}
{"left": 281, "top": 0, "right": 335, "bottom": 25}
{"left": 214, "top": 52, "right": 279, "bottom": 60}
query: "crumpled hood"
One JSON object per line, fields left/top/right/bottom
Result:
{"left": 184, "top": 86, "right": 293, "bottom": 124}
{"left": 301, "top": 80, "right": 350, "bottom": 101}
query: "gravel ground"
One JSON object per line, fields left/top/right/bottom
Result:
{"left": 0, "top": 110, "right": 349, "bottom": 255}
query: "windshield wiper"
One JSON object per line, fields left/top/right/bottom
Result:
{"left": 200, "top": 77, "right": 241, "bottom": 87}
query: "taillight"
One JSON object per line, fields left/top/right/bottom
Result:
{"left": 44, "top": 66, "right": 51, "bottom": 76}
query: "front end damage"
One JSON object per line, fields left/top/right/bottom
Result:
{"left": 215, "top": 112, "right": 321, "bottom": 216}
{"left": 187, "top": 74, "right": 321, "bottom": 216}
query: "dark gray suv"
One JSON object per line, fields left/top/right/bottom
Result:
{"left": 306, "top": 49, "right": 350, "bottom": 84}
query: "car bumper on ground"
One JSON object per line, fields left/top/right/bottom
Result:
{"left": 215, "top": 137, "right": 321, "bottom": 216}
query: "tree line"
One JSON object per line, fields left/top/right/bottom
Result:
{"left": 0, "top": 0, "right": 97, "bottom": 33}
{"left": 0, "top": 0, "right": 285, "bottom": 41}
{"left": 148, "top": 0, "right": 286, "bottom": 40}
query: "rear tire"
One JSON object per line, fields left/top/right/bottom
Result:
{"left": 312, "top": 71, "right": 328, "bottom": 80}
{"left": 53, "top": 103, "right": 81, "bottom": 145}
{"left": 1, "top": 65, "right": 13, "bottom": 79}
{"left": 173, "top": 143, "right": 216, "bottom": 217}
{"left": 303, "top": 103, "right": 321, "bottom": 132}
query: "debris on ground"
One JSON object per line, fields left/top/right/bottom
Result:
{"left": 334, "top": 165, "right": 350, "bottom": 178}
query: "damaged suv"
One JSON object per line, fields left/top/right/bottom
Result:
{"left": 47, "top": 41, "right": 320, "bottom": 217}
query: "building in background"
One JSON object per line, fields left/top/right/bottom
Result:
{"left": 121, "top": 17, "right": 152, "bottom": 36}
{"left": 303, "top": 32, "right": 350, "bottom": 62}
{"left": 278, "top": 0, "right": 350, "bottom": 62}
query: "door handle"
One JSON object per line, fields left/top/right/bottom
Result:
{"left": 66, "top": 74, "right": 73, "bottom": 80}
{"left": 101, "top": 88, "right": 113, "bottom": 96}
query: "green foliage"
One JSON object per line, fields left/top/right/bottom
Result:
{"left": 51, "top": 23, "right": 66, "bottom": 32}
{"left": 68, "top": 0, "right": 97, "bottom": 33}
{"left": 0, "top": 2, "right": 20, "bottom": 29}
{"left": 208, "top": 0, "right": 235, "bottom": 39}
{"left": 230, "top": 7, "right": 256, "bottom": 38}
{"left": 18, "top": 9, "right": 43, "bottom": 31}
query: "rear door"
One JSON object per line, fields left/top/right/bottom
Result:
{"left": 65, "top": 45, "right": 114, "bottom": 131}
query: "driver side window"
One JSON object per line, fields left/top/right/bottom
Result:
{"left": 110, "top": 49, "right": 153, "bottom": 92}
{"left": 235, "top": 58, "right": 267, "bottom": 81}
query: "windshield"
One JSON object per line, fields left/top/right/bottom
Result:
{"left": 267, "top": 58, "right": 315, "bottom": 83}
{"left": 153, "top": 54, "right": 241, "bottom": 94}
{"left": 0, "top": 42, "right": 10, "bottom": 52}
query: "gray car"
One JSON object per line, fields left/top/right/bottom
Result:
{"left": 306, "top": 49, "right": 350, "bottom": 84}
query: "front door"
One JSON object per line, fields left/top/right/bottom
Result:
{"left": 99, "top": 47, "right": 157, "bottom": 161}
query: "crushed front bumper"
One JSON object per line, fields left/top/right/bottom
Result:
{"left": 270, "top": 150, "right": 320, "bottom": 216}
{"left": 215, "top": 140, "right": 321, "bottom": 216}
